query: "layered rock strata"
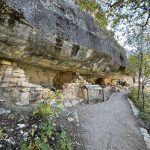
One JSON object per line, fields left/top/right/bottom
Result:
{"left": 0, "top": 0, "right": 128, "bottom": 105}
{"left": 0, "top": 0, "right": 127, "bottom": 75}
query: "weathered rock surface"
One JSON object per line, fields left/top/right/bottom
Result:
{"left": 0, "top": 0, "right": 127, "bottom": 76}
{"left": 0, "top": 0, "right": 128, "bottom": 106}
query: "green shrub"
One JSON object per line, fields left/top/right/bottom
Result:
{"left": 21, "top": 90, "right": 72, "bottom": 150}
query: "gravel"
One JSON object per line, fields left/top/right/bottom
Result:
{"left": 76, "top": 92, "right": 149, "bottom": 150}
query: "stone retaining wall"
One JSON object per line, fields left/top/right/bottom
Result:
{"left": 0, "top": 59, "right": 53, "bottom": 106}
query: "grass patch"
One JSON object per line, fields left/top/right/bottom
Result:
{"left": 128, "top": 88, "right": 150, "bottom": 122}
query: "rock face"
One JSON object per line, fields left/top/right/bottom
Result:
{"left": 0, "top": 0, "right": 127, "bottom": 105}
{"left": 0, "top": 0, "right": 127, "bottom": 75}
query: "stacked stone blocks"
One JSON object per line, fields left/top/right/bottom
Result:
{"left": 0, "top": 60, "right": 52, "bottom": 106}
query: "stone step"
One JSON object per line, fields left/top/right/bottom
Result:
{"left": 0, "top": 108, "right": 11, "bottom": 114}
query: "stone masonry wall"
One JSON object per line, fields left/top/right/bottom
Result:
{"left": 63, "top": 76, "right": 103, "bottom": 101}
{"left": 0, "top": 59, "right": 53, "bottom": 106}
{"left": 63, "top": 77, "right": 88, "bottom": 100}
{"left": 0, "top": 59, "right": 119, "bottom": 107}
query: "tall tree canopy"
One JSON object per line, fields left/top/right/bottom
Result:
{"left": 75, "top": 0, "right": 150, "bottom": 30}
{"left": 100, "top": 0, "right": 150, "bottom": 28}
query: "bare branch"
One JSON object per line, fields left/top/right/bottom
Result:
{"left": 110, "top": 0, "right": 125, "bottom": 8}
{"left": 141, "top": 13, "right": 150, "bottom": 27}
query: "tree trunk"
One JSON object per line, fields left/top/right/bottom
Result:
{"left": 137, "top": 52, "right": 143, "bottom": 101}
{"left": 141, "top": 84, "right": 145, "bottom": 110}
{"left": 142, "top": 64, "right": 147, "bottom": 110}
{"left": 132, "top": 77, "right": 135, "bottom": 91}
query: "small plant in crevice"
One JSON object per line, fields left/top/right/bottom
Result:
{"left": 0, "top": 128, "right": 4, "bottom": 140}
{"left": 21, "top": 90, "right": 72, "bottom": 150}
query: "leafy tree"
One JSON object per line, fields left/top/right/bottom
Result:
{"left": 99, "top": 0, "right": 150, "bottom": 28}
{"left": 126, "top": 54, "right": 138, "bottom": 90}
{"left": 128, "top": 29, "right": 150, "bottom": 109}
{"left": 75, "top": 0, "right": 108, "bottom": 28}
{"left": 75, "top": 0, "right": 150, "bottom": 46}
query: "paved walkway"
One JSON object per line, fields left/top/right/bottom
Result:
{"left": 76, "top": 92, "right": 148, "bottom": 150}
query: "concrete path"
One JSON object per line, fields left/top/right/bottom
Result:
{"left": 76, "top": 92, "right": 148, "bottom": 150}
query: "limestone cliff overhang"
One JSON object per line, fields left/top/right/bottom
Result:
{"left": 0, "top": 0, "right": 127, "bottom": 75}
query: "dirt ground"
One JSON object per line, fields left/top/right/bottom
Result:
{"left": 73, "top": 92, "right": 149, "bottom": 150}
{"left": 0, "top": 91, "right": 149, "bottom": 150}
